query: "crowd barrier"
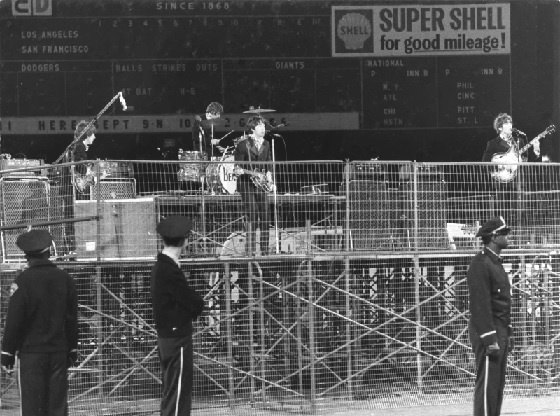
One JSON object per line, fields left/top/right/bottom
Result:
{"left": 1, "top": 160, "right": 560, "bottom": 414}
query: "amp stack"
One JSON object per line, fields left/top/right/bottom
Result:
{"left": 88, "top": 161, "right": 136, "bottom": 200}
{"left": 345, "top": 162, "right": 448, "bottom": 251}
{"left": 0, "top": 157, "right": 62, "bottom": 261}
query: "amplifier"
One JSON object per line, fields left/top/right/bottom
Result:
{"left": 90, "top": 178, "right": 136, "bottom": 200}
{"left": 0, "top": 158, "right": 44, "bottom": 175}
{"left": 0, "top": 176, "right": 50, "bottom": 261}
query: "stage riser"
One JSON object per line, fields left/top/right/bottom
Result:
{"left": 75, "top": 199, "right": 157, "bottom": 259}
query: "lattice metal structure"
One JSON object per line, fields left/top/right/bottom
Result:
{"left": 2, "top": 160, "right": 560, "bottom": 415}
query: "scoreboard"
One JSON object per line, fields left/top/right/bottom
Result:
{"left": 0, "top": 0, "right": 512, "bottom": 134}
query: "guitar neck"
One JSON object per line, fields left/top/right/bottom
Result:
{"left": 241, "top": 168, "right": 264, "bottom": 176}
{"left": 519, "top": 140, "right": 535, "bottom": 155}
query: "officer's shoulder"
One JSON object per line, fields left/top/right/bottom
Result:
{"left": 470, "top": 251, "right": 488, "bottom": 263}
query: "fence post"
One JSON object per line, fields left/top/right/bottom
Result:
{"left": 413, "top": 162, "right": 419, "bottom": 252}
{"left": 414, "top": 255, "right": 423, "bottom": 393}
{"left": 95, "top": 265, "right": 104, "bottom": 403}
{"left": 344, "top": 160, "right": 351, "bottom": 252}
{"left": 345, "top": 255, "right": 353, "bottom": 398}
{"left": 247, "top": 260, "right": 255, "bottom": 404}
{"left": 307, "top": 256, "right": 316, "bottom": 414}
{"left": 224, "top": 262, "right": 235, "bottom": 408}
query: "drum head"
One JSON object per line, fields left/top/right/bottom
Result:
{"left": 219, "top": 159, "right": 237, "bottom": 194}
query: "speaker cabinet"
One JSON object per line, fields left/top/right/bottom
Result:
{"left": 90, "top": 178, "right": 136, "bottom": 200}
{"left": 400, "top": 181, "right": 448, "bottom": 249}
{"left": 74, "top": 198, "right": 157, "bottom": 259}
{"left": 348, "top": 180, "right": 397, "bottom": 250}
{"left": 0, "top": 176, "right": 51, "bottom": 261}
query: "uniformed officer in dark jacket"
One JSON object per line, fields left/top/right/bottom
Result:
{"left": 1, "top": 229, "right": 78, "bottom": 416}
{"left": 151, "top": 216, "right": 204, "bottom": 416}
{"left": 467, "top": 216, "right": 514, "bottom": 416}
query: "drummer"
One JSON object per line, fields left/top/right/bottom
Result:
{"left": 192, "top": 102, "right": 225, "bottom": 159}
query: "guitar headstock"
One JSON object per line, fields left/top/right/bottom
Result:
{"left": 534, "top": 125, "right": 556, "bottom": 141}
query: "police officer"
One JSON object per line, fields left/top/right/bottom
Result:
{"left": 1, "top": 229, "right": 78, "bottom": 416}
{"left": 467, "top": 216, "right": 514, "bottom": 416}
{"left": 151, "top": 216, "right": 204, "bottom": 416}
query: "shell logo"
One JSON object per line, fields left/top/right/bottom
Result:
{"left": 336, "top": 12, "right": 372, "bottom": 51}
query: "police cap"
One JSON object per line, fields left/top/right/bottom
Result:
{"left": 156, "top": 216, "right": 192, "bottom": 238}
{"left": 476, "top": 216, "right": 511, "bottom": 237}
{"left": 16, "top": 229, "right": 53, "bottom": 254}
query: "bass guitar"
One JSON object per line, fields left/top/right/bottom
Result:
{"left": 490, "top": 125, "right": 556, "bottom": 183}
{"left": 236, "top": 167, "right": 276, "bottom": 193}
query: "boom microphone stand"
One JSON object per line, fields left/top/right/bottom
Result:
{"left": 52, "top": 91, "right": 130, "bottom": 165}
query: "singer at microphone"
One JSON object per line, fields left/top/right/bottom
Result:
{"left": 482, "top": 112, "right": 541, "bottom": 163}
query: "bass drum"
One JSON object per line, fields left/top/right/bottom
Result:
{"left": 206, "top": 155, "right": 237, "bottom": 194}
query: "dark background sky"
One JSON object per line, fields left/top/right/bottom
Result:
{"left": 0, "top": 0, "right": 558, "bottom": 163}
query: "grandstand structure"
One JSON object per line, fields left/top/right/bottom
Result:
{"left": 1, "top": 159, "right": 560, "bottom": 414}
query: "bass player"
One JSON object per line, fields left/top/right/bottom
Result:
{"left": 234, "top": 116, "right": 273, "bottom": 256}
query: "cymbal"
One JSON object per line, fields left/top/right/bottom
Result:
{"left": 243, "top": 107, "right": 276, "bottom": 114}
{"left": 201, "top": 118, "right": 226, "bottom": 127}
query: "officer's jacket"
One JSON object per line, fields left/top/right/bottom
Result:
{"left": 1, "top": 259, "right": 78, "bottom": 355}
{"left": 150, "top": 253, "right": 204, "bottom": 338}
{"left": 467, "top": 248, "right": 511, "bottom": 346}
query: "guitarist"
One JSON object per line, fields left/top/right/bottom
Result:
{"left": 482, "top": 113, "right": 541, "bottom": 229}
{"left": 482, "top": 113, "right": 540, "bottom": 163}
{"left": 234, "top": 116, "right": 273, "bottom": 256}
{"left": 59, "top": 121, "right": 97, "bottom": 255}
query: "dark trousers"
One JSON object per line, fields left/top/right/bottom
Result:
{"left": 18, "top": 352, "right": 69, "bottom": 416}
{"left": 158, "top": 336, "right": 194, "bottom": 416}
{"left": 238, "top": 179, "right": 270, "bottom": 255}
{"left": 469, "top": 324, "right": 509, "bottom": 416}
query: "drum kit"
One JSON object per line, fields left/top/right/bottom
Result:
{"left": 178, "top": 107, "right": 277, "bottom": 194}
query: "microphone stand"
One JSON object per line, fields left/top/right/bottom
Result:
{"left": 52, "top": 91, "right": 125, "bottom": 165}
{"left": 271, "top": 134, "right": 279, "bottom": 254}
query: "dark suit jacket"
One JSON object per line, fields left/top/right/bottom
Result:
{"left": 2, "top": 259, "right": 78, "bottom": 355}
{"left": 71, "top": 140, "right": 88, "bottom": 174}
{"left": 234, "top": 137, "right": 272, "bottom": 187}
{"left": 150, "top": 253, "right": 204, "bottom": 339}
{"left": 482, "top": 135, "right": 539, "bottom": 162}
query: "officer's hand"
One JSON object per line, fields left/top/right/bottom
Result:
{"left": 485, "top": 342, "right": 500, "bottom": 359}
{"left": 1, "top": 352, "right": 15, "bottom": 373}
{"left": 68, "top": 350, "right": 78, "bottom": 368}
{"left": 508, "top": 336, "right": 515, "bottom": 352}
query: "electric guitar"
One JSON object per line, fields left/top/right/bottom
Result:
{"left": 74, "top": 165, "right": 108, "bottom": 194}
{"left": 235, "top": 167, "right": 276, "bottom": 193}
{"left": 490, "top": 125, "right": 556, "bottom": 183}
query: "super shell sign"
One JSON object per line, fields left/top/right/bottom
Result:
{"left": 331, "top": 4, "right": 510, "bottom": 57}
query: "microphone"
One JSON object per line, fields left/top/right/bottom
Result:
{"left": 118, "top": 92, "right": 134, "bottom": 111}
{"left": 513, "top": 128, "right": 526, "bottom": 136}
{"left": 270, "top": 133, "right": 282, "bottom": 138}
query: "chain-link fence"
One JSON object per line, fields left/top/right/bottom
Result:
{"left": 2, "top": 160, "right": 560, "bottom": 414}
